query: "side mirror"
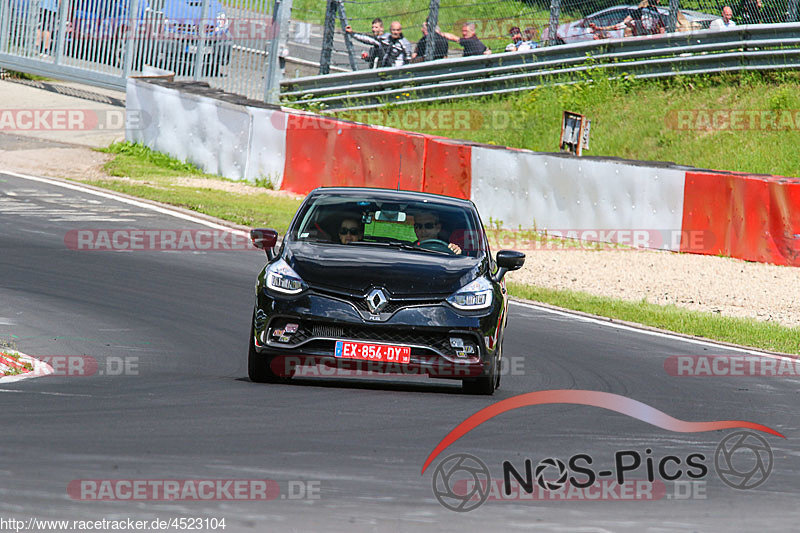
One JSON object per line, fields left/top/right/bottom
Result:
{"left": 251, "top": 228, "right": 278, "bottom": 258}
{"left": 492, "top": 250, "right": 526, "bottom": 282}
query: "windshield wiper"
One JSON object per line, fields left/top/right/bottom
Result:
{"left": 347, "top": 239, "right": 452, "bottom": 255}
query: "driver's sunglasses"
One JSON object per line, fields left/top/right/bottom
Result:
{"left": 339, "top": 227, "right": 361, "bottom": 236}
{"left": 414, "top": 222, "right": 437, "bottom": 230}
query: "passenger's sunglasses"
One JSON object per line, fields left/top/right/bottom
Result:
{"left": 414, "top": 222, "right": 438, "bottom": 230}
{"left": 339, "top": 227, "right": 361, "bottom": 236}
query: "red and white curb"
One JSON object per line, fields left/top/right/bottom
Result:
{"left": 0, "top": 351, "right": 54, "bottom": 383}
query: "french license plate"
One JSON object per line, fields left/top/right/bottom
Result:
{"left": 334, "top": 340, "right": 411, "bottom": 364}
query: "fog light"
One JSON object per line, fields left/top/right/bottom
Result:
{"left": 285, "top": 323, "right": 299, "bottom": 333}
{"left": 450, "top": 337, "right": 464, "bottom": 348}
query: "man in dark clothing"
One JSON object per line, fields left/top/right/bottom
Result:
{"left": 438, "top": 22, "right": 491, "bottom": 56}
{"left": 411, "top": 22, "right": 449, "bottom": 62}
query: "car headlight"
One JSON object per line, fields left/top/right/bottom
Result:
{"left": 215, "top": 12, "right": 229, "bottom": 32}
{"left": 266, "top": 258, "right": 307, "bottom": 295}
{"left": 447, "top": 277, "right": 493, "bottom": 310}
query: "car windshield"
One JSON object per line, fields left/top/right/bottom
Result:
{"left": 290, "top": 193, "right": 485, "bottom": 257}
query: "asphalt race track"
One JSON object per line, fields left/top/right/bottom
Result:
{"left": 1, "top": 172, "right": 799, "bottom": 532}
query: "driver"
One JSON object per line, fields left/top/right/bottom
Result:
{"left": 412, "top": 211, "right": 462, "bottom": 254}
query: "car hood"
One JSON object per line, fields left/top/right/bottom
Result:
{"left": 284, "top": 242, "right": 485, "bottom": 296}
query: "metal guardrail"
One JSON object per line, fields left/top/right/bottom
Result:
{"left": 280, "top": 23, "right": 800, "bottom": 111}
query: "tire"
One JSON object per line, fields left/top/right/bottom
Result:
{"left": 247, "top": 322, "right": 291, "bottom": 383}
{"left": 462, "top": 347, "right": 499, "bottom": 395}
{"left": 495, "top": 343, "right": 502, "bottom": 391}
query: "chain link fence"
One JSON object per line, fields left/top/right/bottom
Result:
{"left": 0, "top": 0, "right": 290, "bottom": 102}
{"left": 292, "top": 0, "right": 799, "bottom": 74}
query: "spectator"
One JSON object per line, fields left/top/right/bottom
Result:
{"left": 523, "top": 27, "right": 539, "bottom": 44}
{"left": 739, "top": 0, "right": 766, "bottom": 24}
{"left": 411, "top": 21, "right": 449, "bottom": 62}
{"left": 593, "top": 0, "right": 665, "bottom": 38}
{"left": 505, "top": 26, "right": 537, "bottom": 52}
{"left": 710, "top": 6, "right": 737, "bottom": 30}
{"left": 345, "top": 21, "right": 412, "bottom": 68}
{"left": 36, "top": 0, "right": 59, "bottom": 56}
{"left": 438, "top": 22, "right": 491, "bottom": 56}
{"left": 347, "top": 18, "right": 388, "bottom": 68}
{"left": 626, "top": 0, "right": 666, "bottom": 36}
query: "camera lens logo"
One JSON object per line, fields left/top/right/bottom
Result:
{"left": 534, "top": 457, "right": 568, "bottom": 491}
{"left": 714, "top": 431, "right": 773, "bottom": 490}
{"left": 432, "top": 453, "right": 491, "bottom": 512}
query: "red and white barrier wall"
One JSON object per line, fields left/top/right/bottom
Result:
{"left": 127, "top": 78, "right": 800, "bottom": 267}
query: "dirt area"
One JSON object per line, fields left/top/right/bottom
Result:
{"left": 0, "top": 144, "right": 302, "bottom": 199}
{"left": 508, "top": 247, "right": 800, "bottom": 328}
{"left": 2, "top": 142, "right": 798, "bottom": 329}
{"left": 0, "top": 147, "right": 114, "bottom": 181}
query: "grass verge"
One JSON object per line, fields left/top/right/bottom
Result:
{"left": 508, "top": 282, "right": 800, "bottom": 355}
{"left": 93, "top": 142, "right": 303, "bottom": 232}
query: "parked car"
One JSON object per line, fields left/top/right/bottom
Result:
{"left": 542, "top": 5, "right": 720, "bottom": 44}
{"left": 247, "top": 187, "right": 526, "bottom": 395}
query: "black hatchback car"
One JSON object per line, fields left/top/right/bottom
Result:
{"left": 248, "top": 188, "right": 525, "bottom": 394}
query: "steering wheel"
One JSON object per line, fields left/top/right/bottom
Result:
{"left": 418, "top": 239, "right": 455, "bottom": 254}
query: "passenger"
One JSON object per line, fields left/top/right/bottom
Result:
{"left": 412, "top": 212, "right": 462, "bottom": 254}
{"left": 338, "top": 217, "right": 364, "bottom": 244}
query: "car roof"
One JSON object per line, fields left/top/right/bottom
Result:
{"left": 307, "top": 187, "right": 475, "bottom": 208}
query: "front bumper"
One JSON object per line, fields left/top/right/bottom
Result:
{"left": 253, "top": 288, "right": 503, "bottom": 380}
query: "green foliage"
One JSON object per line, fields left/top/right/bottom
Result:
{"left": 101, "top": 142, "right": 205, "bottom": 177}
{"left": 82, "top": 179, "right": 301, "bottom": 232}
{"left": 337, "top": 70, "right": 800, "bottom": 177}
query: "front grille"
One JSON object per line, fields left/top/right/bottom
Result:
{"left": 312, "top": 324, "right": 344, "bottom": 338}
{"left": 312, "top": 286, "right": 443, "bottom": 315}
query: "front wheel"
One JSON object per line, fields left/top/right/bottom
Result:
{"left": 248, "top": 322, "right": 292, "bottom": 383}
{"left": 462, "top": 346, "right": 499, "bottom": 395}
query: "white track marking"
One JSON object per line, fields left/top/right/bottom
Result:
{"left": 511, "top": 300, "right": 797, "bottom": 361}
{"left": 1, "top": 171, "right": 249, "bottom": 237}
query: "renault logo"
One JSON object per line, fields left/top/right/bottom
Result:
{"left": 366, "top": 288, "right": 388, "bottom": 314}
